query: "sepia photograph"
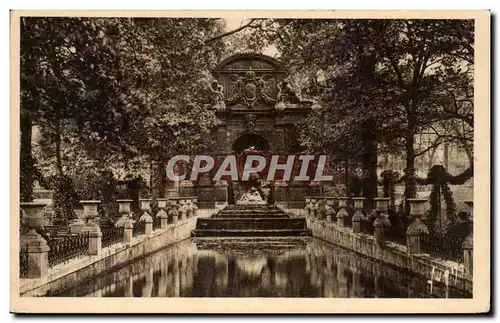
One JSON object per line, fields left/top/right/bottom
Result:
{"left": 10, "top": 10, "right": 490, "bottom": 313}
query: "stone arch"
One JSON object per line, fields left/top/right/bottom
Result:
{"left": 232, "top": 133, "right": 270, "bottom": 153}
{"left": 212, "top": 53, "right": 287, "bottom": 74}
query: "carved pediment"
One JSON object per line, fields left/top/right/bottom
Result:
{"left": 211, "top": 53, "right": 318, "bottom": 112}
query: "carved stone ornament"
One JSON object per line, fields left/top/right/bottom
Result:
{"left": 227, "top": 69, "right": 276, "bottom": 108}
{"left": 244, "top": 114, "right": 257, "bottom": 134}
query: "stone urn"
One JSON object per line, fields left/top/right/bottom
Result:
{"left": 20, "top": 202, "right": 48, "bottom": 232}
{"left": 156, "top": 198, "right": 168, "bottom": 218}
{"left": 374, "top": 198, "right": 390, "bottom": 214}
{"left": 69, "top": 200, "right": 89, "bottom": 234}
{"left": 406, "top": 198, "right": 429, "bottom": 254}
{"left": 20, "top": 202, "right": 48, "bottom": 248}
{"left": 80, "top": 200, "right": 102, "bottom": 234}
{"left": 139, "top": 198, "right": 152, "bottom": 221}
{"left": 19, "top": 202, "right": 50, "bottom": 278}
{"left": 116, "top": 199, "right": 133, "bottom": 227}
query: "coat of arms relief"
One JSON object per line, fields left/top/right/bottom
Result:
{"left": 226, "top": 69, "right": 276, "bottom": 108}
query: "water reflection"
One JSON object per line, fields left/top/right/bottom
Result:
{"left": 47, "top": 238, "right": 470, "bottom": 298}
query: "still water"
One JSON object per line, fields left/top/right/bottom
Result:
{"left": 48, "top": 237, "right": 470, "bottom": 298}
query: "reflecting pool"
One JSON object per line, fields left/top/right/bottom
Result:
{"left": 46, "top": 237, "right": 471, "bottom": 298}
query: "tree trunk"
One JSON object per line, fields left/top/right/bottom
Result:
{"left": 54, "top": 120, "right": 64, "bottom": 176}
{"left": 361, "top": 118, "right": 378, "bottom": 211}
{"left": 20, "top": 113, "right": 34, "bottom": 202}
{"left": 443, "top": 142, "right": 449, "bottom": 170}
{"left": 344, "top": 159, "right": 349, "bottom": 195}
{"left": 404, "top": 112, "right": 417, "bottom": 214}
{"left": 154, "top": 159, "right": 166, "bottom": 198}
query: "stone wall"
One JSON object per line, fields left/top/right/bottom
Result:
{"left": 304, "top": 216, "right": 472, "bottom": 294}
{"left": 20, "top": 214, "right": 209, "bottom": 297}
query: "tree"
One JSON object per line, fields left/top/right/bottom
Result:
{"left": 247, "top": 19, "right": 474, "bottom": 212}
{"left": 22, "top": 17, "right": 227, "bottom": 220}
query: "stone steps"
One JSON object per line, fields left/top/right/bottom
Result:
{"left": 191, "top": 229, "right": 312, "bottom": 237}
{"left": 191, "top": 203, "right": 311, "bottom": 237}
{"left": 196, "top": 218, "right": 308, "bottom": 230}
{"left": 213, "top": 212, "right": 288, "bottom": 218}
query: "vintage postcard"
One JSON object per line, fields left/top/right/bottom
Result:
{"left": 10, "top": 10, "right": 490, "bottom": 314}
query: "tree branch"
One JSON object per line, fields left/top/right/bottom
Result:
{"left": 205, "top": 19, "right": 261, "bottom": 44}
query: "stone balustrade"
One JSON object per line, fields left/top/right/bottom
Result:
{"left": 299, "top": 195, "right": 473, "bottom": 280}
{"left": 19, "top": 196, "right": 200, "bottom": 280}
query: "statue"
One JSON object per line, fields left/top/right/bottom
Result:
{"left": 275, "top": 80, "right": 318, "bottom": 111}
{"left": 276, "top": 80, "right": 301, "bottom": 104}
{"left": 209, "top": 79, "right": 226, "bottom": 113}
{"left": 237, "top": 187, "right": 266, "bottom": 205}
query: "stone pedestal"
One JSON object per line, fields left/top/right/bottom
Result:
{"left": 192, "top": 197, "right": 199, "bottom": 217}
{"left": 310, "top": 199, "right": 318, "bottom": 219}
{"left": 21, "top": 230, "right": 50, "bottom": 278}
{"left": 351, "top": 197, "right": 365, "bottom": 233}
{"left": 144, "top": 216, "right": 153, "bottom": 234}
{"left": 462, "top": 200, "right": 473, "bottom": 278}
{"left": 185, "top": 198, "right": 193, "bottom": 218}
{"left": 156, "top": 198, "right": 168, "bottom": 229}
{"left": 373, "top": 214, "right": 391, "bottom": 245}
{"left": 373, "top": 198, "right": 391, "bottom": 244}
{"left": 179, "top": 199, "right": 187, "bottom": 221}
{"left": 325, "top": 205, "right": 335, "bottom": 223}
{"left": 88, "top": 230, "right": 102, "bottom": 256}
{"left": 168, "top": 201, "right": 179, "bottom": 224}
{"left": 123, "top": 219, "right": 133, "bottom": 243}
{"left": 304, "top": 198, "right": 311, "bottom": 218}
{"left": 336, "top": 197, "right": 349, "bottom": 227}
{"left": 406, "top": 199, "right": 429, "bottom": 255}
{"left": 20, "top": 202, "right": 50, "bottom": 279}
{"left": 325, "top": 196, "right": 335, "bottom": 223}
{"left": 160, "top": 213, "right": 169, "bottom": 229}
{"left": 463, "top": 234, "right": 473, "bottom": 278}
